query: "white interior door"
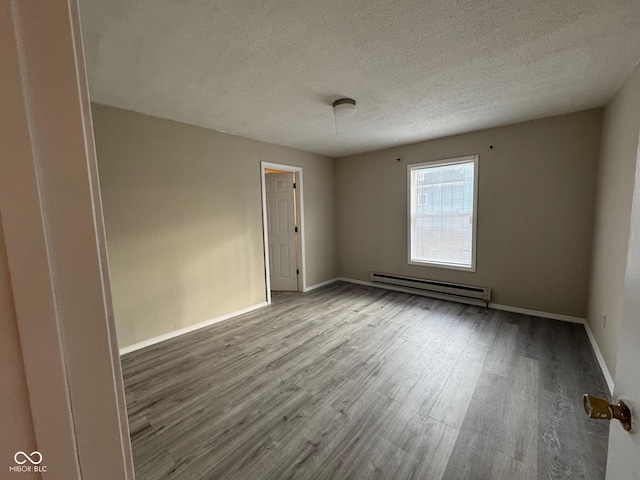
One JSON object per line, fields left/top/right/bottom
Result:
{"left": 266, "top": 172, "right": 298, "bottom": 291}
{"left": 605, "top": 145, "right": 640, "bottom": 477}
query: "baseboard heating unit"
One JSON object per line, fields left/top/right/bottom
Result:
{"left": 369, "top": 272, "right": 491, "bottom": 307}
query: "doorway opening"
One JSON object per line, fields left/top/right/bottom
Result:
{"left": 260, "top": 162, "right": 306, "bottom": 304}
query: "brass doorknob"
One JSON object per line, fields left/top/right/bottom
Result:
{"left": 583, "top": 394, "right": 633, "bottom": 431}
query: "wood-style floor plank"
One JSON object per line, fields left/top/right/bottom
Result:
{"left": 395, "top": 417, "right": 459, "bottom": 480}
{"left": 429, "top": 342, "right": 489, "bottom": 429}
{"left": 121, "top": 281, "right": 609, "bottom": 480}
{"left": 490, "top": 450, "right": 536, "bottom": 480}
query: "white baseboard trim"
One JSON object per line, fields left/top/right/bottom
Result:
{"left": 339, "top": 277, "right": 614, "bottom": 390}
{"left": 119, "top": 301, "right": 268, "bottom": 356}
{"left": 470, "top": 303, "right": 616, "bottom": 393}
{"left": 303, "top": 277, "right": 340, "bottom": 292}
{"left": 336, "top": 277, "right": 371, "bottom": 286}
{"left": 488, "top": 303, "right": 585, "bottom": 324}
{"left": 336, "top": 277, "right": 487, "bottom": 307}
{"left": 339, "top": 278, "right": 588, "bottom": 322}
{"left": 119, "top": 278, "right": 616, "bottom": 395}
{"left": 584, "top": 322, "right": 615, "bottom": 395}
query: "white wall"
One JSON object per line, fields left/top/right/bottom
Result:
{"left": 93, "top": 104, "right": 338, "bottom": 349}
{"left": 588, "top": 63, "right": 640, "bottom": 379}
{"left": 336, "top": 109, "right": 602, "bottom": 318}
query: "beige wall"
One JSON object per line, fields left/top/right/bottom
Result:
{"left": 92, "top": 104, "right": 337, "bottom": 348}
{"left": 588, "top": 64, "right": 640, "bottom": 378}
{"left": 0, "top": 216, "right": 38, "bottom": 479}
{"left": 337, "top": 109, "right": 602, "bottom": 318}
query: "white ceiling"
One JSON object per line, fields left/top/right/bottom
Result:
{"left": 79, "top": 0, "right": 640, "bottom": 158}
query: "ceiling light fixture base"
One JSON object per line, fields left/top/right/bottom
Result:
{"left": 333, "top": 98, "right": 357, "bottom": 118}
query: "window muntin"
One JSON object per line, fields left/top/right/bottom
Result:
{"left": 408, "top": 156, "right": 478, "bottom": 271}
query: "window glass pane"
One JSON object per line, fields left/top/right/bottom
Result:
{"left": 410, "top": 159, "right": 475, "bottom": 269}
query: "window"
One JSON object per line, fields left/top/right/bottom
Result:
{"left": 408, "top": 155, "right": 478, "bottom": 271}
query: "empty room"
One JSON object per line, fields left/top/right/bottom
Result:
{"left": 2, "top": 0, "right": 640, "bottom": 479}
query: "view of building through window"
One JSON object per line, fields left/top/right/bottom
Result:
{"left": 409, "top": 156, "right": 477, "bottom": 270}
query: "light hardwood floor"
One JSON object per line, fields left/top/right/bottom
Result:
{"left": 122, "top": 281, "right": 609, "bottom": 480}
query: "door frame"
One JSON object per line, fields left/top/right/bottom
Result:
{"left": 604, "top": 123, "right": 640, "bottom": 478}
{"left": 260, "top": 162, "right": 306, "bottom": 303}
{"left": 0, "top": 0, "right": 134, "bottom": 477}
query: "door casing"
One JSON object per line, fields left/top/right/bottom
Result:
{"left": 260, "top": 162, "right": 306, "bottom": 303}
{"left": 0, "top": 0, "right": 134, "bottom": 477}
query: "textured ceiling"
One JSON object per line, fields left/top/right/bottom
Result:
{"left": 79, "top": 0, "right": 640, "bottom": 157}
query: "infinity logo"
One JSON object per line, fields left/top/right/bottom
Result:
{"left": 14, "top": 451, "right": 43, "bottom": 465}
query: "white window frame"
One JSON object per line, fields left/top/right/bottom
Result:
{"left": 407, "top": 155, "right": 479, "bottom": 272}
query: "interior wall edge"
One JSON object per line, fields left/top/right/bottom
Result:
{"left": 585, "top": 62, "right": 640, "bottom": 382}
{"left": 303, "top": 277, "right": 340, "bottom": 292}
{"left": 584, "top": 321, "right": 615, "bottom": 395}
